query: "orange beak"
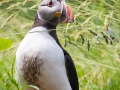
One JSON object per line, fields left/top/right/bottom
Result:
{"left": 59, "top": 1, "right": 74, "bottom": 23}
{"left": 64, "top": 5, "right": 74, "bottom": 23}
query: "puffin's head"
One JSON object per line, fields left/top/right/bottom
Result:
{"left": 37, "top": 0, "right": 74, "bottom": 25}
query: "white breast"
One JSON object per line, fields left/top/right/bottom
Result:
{"left": 16, "top": 27, "right": 72, "bottom": 90}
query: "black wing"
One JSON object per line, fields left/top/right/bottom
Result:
{"left": 50, "top": 32, "right": 79, "bottom": 90}
{"left": 64, "top": 50, "right": 79, "bottom": 90}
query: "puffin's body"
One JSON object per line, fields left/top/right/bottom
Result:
{"left": 16, "top": 0, "right": 79, "bottom": 90}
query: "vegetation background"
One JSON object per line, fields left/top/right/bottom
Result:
{"left": 0, "top": 0, "right": 120, "bottom": 90}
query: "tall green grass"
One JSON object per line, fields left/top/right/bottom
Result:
{"left": 0, "top": 0, "right": 120, "bottom": 90}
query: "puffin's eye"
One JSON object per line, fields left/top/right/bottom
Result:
{"left": 48, "top": 0, "right": 53, "bottom": 7}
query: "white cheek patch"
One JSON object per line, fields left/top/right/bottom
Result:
{"left": 37, "top": 5, "right": 55, "bottom": 21}
{"left": 37, "top": 0, "right": 61, "bottom": 22}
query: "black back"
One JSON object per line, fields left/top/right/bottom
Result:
{"left": 49, "top": 31, "right": 79, "bottom": 90}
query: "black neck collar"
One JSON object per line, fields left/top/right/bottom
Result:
{"left": 32, "top": 13, "right": 61, "bottom": 47}
{"left": 32, "top": 13, "right": 57, "bottom": 30}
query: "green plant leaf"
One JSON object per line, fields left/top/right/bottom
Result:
{"left": 0, "top": 38, "right": 13, "bottom": 51}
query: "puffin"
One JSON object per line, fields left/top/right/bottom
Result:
{"left": 16, "top": 0, "right": 79, "bottom": 90}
